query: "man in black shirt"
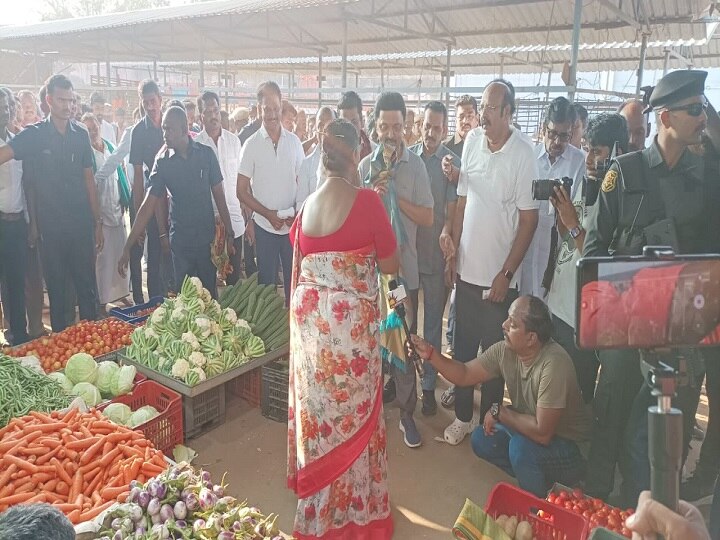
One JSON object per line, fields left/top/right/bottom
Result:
{"left": 0, "top": 74, "right": 102, "bottom": 332}
{"left": 119, "top": 107, "right": 234, "bottom": 299}
{"left": 129, "top": 79, "right": 172, "bottom": 298}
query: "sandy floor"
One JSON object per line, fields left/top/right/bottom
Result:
{"left": 194, "top": 379, "right": 512, "bottom": 539}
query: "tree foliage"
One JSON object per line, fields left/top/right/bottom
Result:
{"left": 41, "top": 0, "right": 170, "bottom": 20}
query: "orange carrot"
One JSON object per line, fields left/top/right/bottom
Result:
{"left": 51, "top": 458, "right": 73, "bottom": 486}
{"left": 4, "top": 454, "right": 39, "bottom": 474}
{"left": 78, "top": 500, "right": 114, "bottom": 522}
{"left": 100, "top": 486, "right": 128, "bottom": 500}
{"left": 0, "top": 492, "right": 35, "bottom": 506}
{"left": 68, "top": 470, "right": 83, "bottom": 501}
{"left": 66, "top": 436, "right": 100, "bottom": 451}
{"left": 51, "top": 503, "right": 80, "bottom": 513}
{"left": 66, "top": 508, "right": 81, "bottom": 524}
{"left": 99, "top": 448, "right": 122, "bottom": 468}
{"left": 141, "top": 462, "right": 166, "bottom": 477}
{"left": 0, "top": 464, "right": 17, "bottom": 487}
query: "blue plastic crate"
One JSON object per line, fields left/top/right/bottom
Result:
{"left": 109, "top": 296, "right": 164, "bottom": 324}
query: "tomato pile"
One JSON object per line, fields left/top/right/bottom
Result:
{"left": 546, "top": 488, "right": 634, "bottom": 538}
{"left": 3, "top": 319, "right": 133, "bottom": 373}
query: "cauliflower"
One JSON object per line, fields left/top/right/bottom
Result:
{"left": 223, "top": 308, "right": 238, "bottom": 324}
{"left": 189, "top": 351, "right": 207, "bottom": 367}
{"left": 236, "top": 319, "right": 251, "bottom": 331}
{"left": 194, "top": 316, "right": 212, "bottom": 338}
{"left": 210, "top": 321, "right": 222, "bottom": 337}
{"left": 171, "top": 358, "right": 190, "bottom": 378}
{"left": 171, "top": 307, "right": 186, "bottom": 321}
{"left": 190, "top": 276, "right": 203, "bottom": 295}
{"left": 190, "top": 367, "right": 207, "bottom": 382}
{"left": 201, "top": 287, "right": 213, "bottom": 304}
{"left": 150, "top": 307, "right": 166, "bottom": 325}
{"left": 144, "top": 327, "right": 159, "bottom": 340}
{"left": 181, "top": 332, "right": 201, "bottom": 350}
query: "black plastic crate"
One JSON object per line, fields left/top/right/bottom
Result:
{"left": 182, "top": 384, "right": 226, "bottom": 438}
{"left": 261, "top": 357, "right": 289, "bottom": 423}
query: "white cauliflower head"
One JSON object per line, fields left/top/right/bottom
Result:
{"left": 190, "top": 367, "right": 207, "bottom": 382}
{"left": 190, "top": 276, "right": 203, "bottom": 295}
{"left": 223, "top": 308, "right": 238, "bottom": 323}
{"left": 144, "top": 327, "right": 159, "bottom": 340}
{"left": 188, "top": 351, "right": 207, "bottom": 367}
{"left": 171, "top": 358, "right": 190, "bottom": 378}
{"left": 181, "top": 332, "right": 201, "bottom": 350}
{"left": 151, "top": 307, "right": 166, "bottom": 324}
{"left": 236, "top": 319, "right": 251, "bottom": 331}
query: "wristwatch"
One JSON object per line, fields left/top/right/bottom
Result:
{"left": 502, "top": 268, "right": 514, "bottom": 281}
{"left": 569, "top": 225, "right": 584, "bottom": 239}
{"left": 490, "top": 402, "right": 501, "bottom": 421}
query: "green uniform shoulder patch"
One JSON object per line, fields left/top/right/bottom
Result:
{"left": 601, "top": 169, "right": 618, "bottom": 193}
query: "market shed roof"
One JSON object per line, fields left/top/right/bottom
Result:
{"left": 0, "top": 0, "right": 716, "bottom": 74}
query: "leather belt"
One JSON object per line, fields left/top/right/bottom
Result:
{"left": 0, "top": 211, "right": 24, "bottom": 222}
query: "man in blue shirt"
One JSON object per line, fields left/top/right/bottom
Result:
{"left": 408, "top": 101, "right": 459, "bottom": 416}
{"left": 118, "top": 106, "right": 235, "bottom": 299}
{"left": 0, "top": 74, "right": 103, "bottom": 332}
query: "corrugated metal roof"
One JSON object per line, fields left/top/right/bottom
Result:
{"left": 0, "top": 0, "right": 714, "bottom": 75}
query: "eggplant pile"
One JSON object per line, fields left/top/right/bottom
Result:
{"left": 93, "top": 463, "right": 281, "bottom": 540}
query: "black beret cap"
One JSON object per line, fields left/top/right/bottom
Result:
{"left": 647, "top": 70, "right": 707, "bottom": 112}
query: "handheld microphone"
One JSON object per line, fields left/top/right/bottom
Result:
{"left": 388, "top": 279, "right": 425, "bottom": 377}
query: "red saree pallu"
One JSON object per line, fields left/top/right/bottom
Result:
{"left": 288, "top": 247, "right": 393, "bottom": 540}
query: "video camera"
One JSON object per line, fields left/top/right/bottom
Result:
{"left": 531, "top": 176, "right": 573, "bottom": 201}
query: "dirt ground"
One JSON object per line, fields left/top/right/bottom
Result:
{"left": 193, "top": 380, "right": 711, "bottom": 539}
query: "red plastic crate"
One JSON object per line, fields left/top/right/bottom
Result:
{"left": 99, "top": 380, "right": 183, "bottom": 456}
{"left": 485, "top": 482, "right": 589, "bottom": 540}
{"left": 228, "top": 368, "right": 262, "bottom": 407}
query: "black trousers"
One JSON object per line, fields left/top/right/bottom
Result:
{"left": 696, "top": 353, "right": 720, "bottom": 476}
{"left": 40, "top": 222, "right": 97, "bottom": 332}
{"left": 146, "top": 216, "right": 174, "bottom": 297}
{"left": 0, "top": 218, "right": 29, "bottom": 344}
{"left": 128, "top": 205, "right": 144, "bottom": 304}
{"left": 225, "top": 236, "right": 244, "bottom": 286}
{"left": 454, "top": 278, "right": 517, "bottom": 423}
{"left": 585, "top": 349, "right": 644, "bottom": 499}
{"left": 553, "top": 315, "right": 600, "bottom": 404}
{"left": 243, "top": 235, "right": 257, "bottom": 277}
{"left": 171, "top": 243, "right": 218, "bottom": 300}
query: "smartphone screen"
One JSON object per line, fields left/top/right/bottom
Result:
{"left": 576, "top": 255, "right": 720, "bottom": 349}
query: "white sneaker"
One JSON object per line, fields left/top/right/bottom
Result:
{"left": 444, "top": 417, "right": 472, "bottom": 445}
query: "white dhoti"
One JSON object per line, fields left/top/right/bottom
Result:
{"left": 96, "top": 223, "right": 129, "bottom": 304}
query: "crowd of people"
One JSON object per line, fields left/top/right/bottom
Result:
{"left": 0, "top": 70, "right": 718, "bottom": 540}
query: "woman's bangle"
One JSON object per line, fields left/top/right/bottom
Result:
{"left": 425, "top": 344, "right": 434, "bottom": 361}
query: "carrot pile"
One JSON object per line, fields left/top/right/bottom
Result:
{"left": 0, "top": 409, "right": 167, "bottom": 524}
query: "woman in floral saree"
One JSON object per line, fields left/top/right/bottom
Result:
{"left": 288, "top": 119, "right": 399, "bottom": 539}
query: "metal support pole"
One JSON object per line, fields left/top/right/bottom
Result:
{"left": 663, "top": 48, "right": 670, "bottom": 75}
{"left": 224, "top": 59, "right": 229, "bottom": 110}
{"left": 199, "top": 53, "right": 205, "bottom": 90}
{"left": 163, "top": 67, "right": 167, "bottom": 87}
{"left": 545, "top": 66, "right": 553, "bottom": 103}
{"left": 289, "top": 70, "right": 294, "bottom": 99}
{"left": 380, "top": 61, "right": 385, "bottom": 89}
{"left": 636, "top": 33, "right": 648, "bottom": 95}
{"left": 355, "top": 72, "right": 359, "bottom": 88}
{"left": 153, "top": 59, "right": 158, "bottom": 81}
{"left": 33, "top": 52, "right": 39, "bottom": 87}
{"left": 445, "top": 44, "right": 452, "bottom": 108}
{"left": 318, "top": 53, "right": 323, "bottom": 107}
{"left": 341, "top": 19, "right": 348, "bottom": 89}
{"left": 568, "top": 0, "right": 583, "bottom": 101}
{"left": 105, "top": 51, "right": 111, "bottom": 87}
{"left": 499, "top": 56, "right": 504, "bottom": 79}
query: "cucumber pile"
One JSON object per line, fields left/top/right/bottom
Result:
{"left": 220, "top": 273, "right": 290, "bottom": 352}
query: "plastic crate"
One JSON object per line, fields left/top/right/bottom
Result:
{"left": 261, "top": 358, "right": 289, "bottom": 423}
{"left": 485, "top": 482, "right": 589, "bottom": 540}
{"left": 109, "top": 296, "right": 164, "bottom": 324}
{"left": 228, "top": 368, "right": 262, "bottom": 407}
{"left": 588, "top": 528, "right": 626, "bottom": 540}
{"left": 98, "top": 380, "right": 182, "bottom": 455}
{"left": 182, "top": 385, "right": 226, "bottom": 438}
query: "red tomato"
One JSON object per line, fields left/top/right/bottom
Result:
{"left": 557, "top": 490, "right": 569, "bottom": 500}
{"left": 607, "top": 515, "right": 620, "bottom": 529}
{"left": 592, "top": 498, "right": 604, "bottom": 510}
{"left": 572, "top": 488, "right": 584, "bottom": 499}
{"left": 582, "top": 510, "right": 592, "bottom": 520}
{"left": 547, "top": 493, "right": 557, "bottom": 504}
{"left": 564, "top": 501, "right": 574, "bottom": 511}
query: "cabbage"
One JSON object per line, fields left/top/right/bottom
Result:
{"left": 65, "top": 353, "right": 98, "bottom": 385}
{"left": 72, "top": 382, "right": 102, "bottom": 407}
{"left": 129, "top": 405, "right": 159, "bottom": 428}
{"left": 103, "top": 403, "right": 132, "bottom": 425}
{"left": 95, "top": 362, "right": 120, "bottom": 395}
{"left": 47, "top": 372, "right": 74, "bottom": 394}
{"left": 111, "top": 365, "right": 137, "bottom": 397}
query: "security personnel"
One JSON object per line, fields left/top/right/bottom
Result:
{"left": 583, "top": 70, "right": 720, "bottom": 506}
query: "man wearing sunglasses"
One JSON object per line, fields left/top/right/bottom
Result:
{"left": 583, "top": 69, "right": 720, "bottom": 506}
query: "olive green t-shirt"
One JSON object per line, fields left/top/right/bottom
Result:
{"left": 478, "top": 339, "right": 592, "bottom": 443}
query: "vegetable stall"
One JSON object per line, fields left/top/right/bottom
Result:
{"left": 0, "top": 274, "right": 292, "bottom": 538}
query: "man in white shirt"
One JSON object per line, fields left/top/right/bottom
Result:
{"left": 0, "top": 90, "right": 28, "bottom": 345}
{"left": 295, "top": 106, "right": 335, "bottom": 208}
{"left": 520, "top": 97, "right": 585, "bottom": 299}
{"left": 445, "top": 80, "right": 539, "bottom": 445}
{"left": 89, "top": 92, "right": 117, "bottom": 146}
{"left": 195, "top": 90, "right": 246, "bottom": 285}
{"left": 237, "top": 81, "right": 304, "bottom": 305}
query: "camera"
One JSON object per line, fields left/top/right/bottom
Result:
{"left": 531, "top": 176, "right": 573, "bottom": 200}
